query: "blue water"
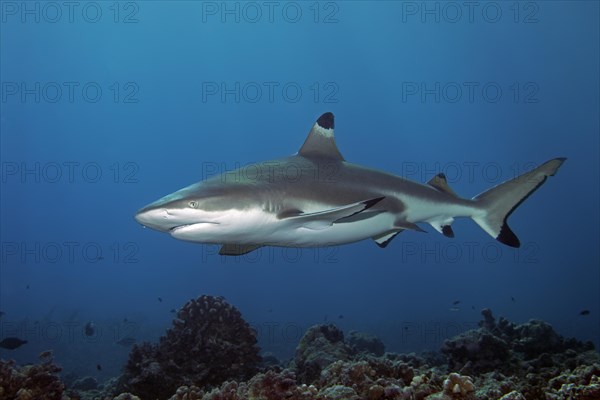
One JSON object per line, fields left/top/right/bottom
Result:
{"left": 1, "top": 1, "right": 598, "bottom": 381}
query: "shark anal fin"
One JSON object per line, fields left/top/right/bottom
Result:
{"left": 298, "top": 112, "right": 344, "bottom": 161}
{"left": 442, "top": 225, "right": 455, "bottom": 238}
{"left": 219, "top": 244, "right": 263, "bottom": 256}
{"left": 427, "top": 173, "right": 458, "bottom": 197}
{"left": 373, "top": 230, "right": 404, "bottom": 248}
{"left": 284, "top": 197, "right": 385, "bottom": 229}
{"left": 429, "top": 218, "right": 455, "bottom": 237}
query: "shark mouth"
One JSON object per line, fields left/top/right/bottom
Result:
{"left": 169, "top": 222, "right": 220, "bottom": 233}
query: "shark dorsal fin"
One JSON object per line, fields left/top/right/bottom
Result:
{"left": 427, "top": 173, "right": 458, "bottom": 197}
{"left": 298, "top": 112, "right": 344, "bottom": 161}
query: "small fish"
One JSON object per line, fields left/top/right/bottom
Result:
{"left": 123, "top": 318, "right": 129, "bottom": 323}
{"left": 471, "top": 306, "right": 476, "bottom": 310}
{"left": 84, "top": 322, "right": 95, "bottom": 336}
{"left": 97, "top": 256, "right": 105, "bottom": 261}
{"left": 579, "top": 310, "right": 591, "bottom": 316}
{"left": 116, "top": 337, "right": 136, "bottom": 346}
{"left": 26, "top": 284, "right": 30, "bottom": 290}
{"left": 511, "top": 296, "right": 516, "bottom": 302}
{"left": 268, "top": 308, "right": 273, "bottom": 313}
{"left": 449, "top": 306, "right": 460, "bottom": 312}
{"left": 453, "top": 300, "right": 461, "bottom": 305}
{"left": 0, "top": 337, "right": 28, "bottom": 350}
{"left": 338, "top": 314, "right": 344, "bottom": 319}
{"left": 0, "top": 311, "right": 5, "bottom": 318}
{"left": 170, "top": 309, "right": 176, "bottom": 314}
{"left": 96, "top": 364, "right": 102, "bottom": 371}
{"left": 158, "top": 297, "right": 163, "bottom": 303}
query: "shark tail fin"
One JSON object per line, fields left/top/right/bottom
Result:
{"left": 471, "top": 158, "right": 566, "bottom": 248}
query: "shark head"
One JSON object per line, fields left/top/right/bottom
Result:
{"left": 134, "top": 182, "right": 228, "bottom": 236}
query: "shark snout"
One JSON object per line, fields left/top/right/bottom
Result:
{"left": 134, "top": 207, "right": 173, "bottom": 232}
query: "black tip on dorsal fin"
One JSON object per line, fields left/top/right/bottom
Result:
{"left": 317, "top": 112, "right": 334, "bottom": 129}
{"left": 427, "top": 173, "right": 458, "bottom": 197}
{"left": 298, "top": 112, "right": 344, "bottom": 161}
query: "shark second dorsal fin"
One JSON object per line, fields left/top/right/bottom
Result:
{"left": 427, "top": 173, "right": 458, "bottom": 197}
{"left": 298, "top": 112, "right": 344, "bottom": 161}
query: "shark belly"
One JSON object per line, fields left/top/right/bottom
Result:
{"left": 170, "top": 207, "right": 397, "bottom": 247}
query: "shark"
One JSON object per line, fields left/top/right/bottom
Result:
{"left": 135, "top": 112, "right": 566, "bottom": 256}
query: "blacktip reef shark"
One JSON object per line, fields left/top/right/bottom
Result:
{"left": 135, "top": 112, "right": 565, "bottom": 256}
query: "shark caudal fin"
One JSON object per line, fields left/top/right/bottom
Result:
{"left": 471, "top": 158, "right": 566, "bottom": 248}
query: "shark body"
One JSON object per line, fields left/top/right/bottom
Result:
{"left": 135, "top": 113, "right": 565, "bottom": 255}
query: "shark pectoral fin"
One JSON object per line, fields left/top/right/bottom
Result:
{"left": 373, "top": 230, "right": 404, "bottom": 248}
{"left": 283, "top": 197, "right": 385, "bottom": 229}
{"left": 219, "top": 244, "right": 263, "bottom": 256}
{"left": 427, "top": 173, "right": 458, "bottom": 197}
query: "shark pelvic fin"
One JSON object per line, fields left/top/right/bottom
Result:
{"left": 373, "top": 230, "right": 404, "bottom": 248}
{"left": 427, "top": 173, "right": 458, "bottom": 197}
{"left": 281, "top": 197, "right": 385, "bottom": 229}
{"left": 219, "top": 243, "right": 263, "bottom": 256}
{"left": 394, "top": 219, "right": 427, "bottom": 232}
{"left": 298, "top": 112, "right": 344, "bottom": 161}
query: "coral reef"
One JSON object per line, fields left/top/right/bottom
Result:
{"left": 294, "top": 324, "right": 352, "bottom": 383}
{"left": 70, "top": 376, "right": 98, "bottom": 391}
{"left": 442, "top": 309, "right": 596, "bottom": 376}
{"left": 118, "top": 295, "right": 261, "bottom": 400}
{"left": 3, "top": 308, "right": 599, "bottom": 400}
{"left": 0, "top": 351, "right": 66, "bottom": 400}
{"left": 346, "top": 331, "right": 386, "bottom": 357}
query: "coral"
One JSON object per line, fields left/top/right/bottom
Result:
{"left": 554, "top": 374, "right": 600, "bottom": 399}
{"left": 497, "top": 391, "right": 526, "bottom": 400}
{"left": 319, "top": 384, "right": 359, "bottom": 400}
{"left": 294, "top": 324, "right": 352, "bottom": 383}
{"left": 0, "top": 352, "right": 66, "bottom": 400}
{"left": 442, "top": 309, "right": 597, "bottom": 377}
{"left": 346, "top": 331, "right": 385, "bottom": 357}
{"left": 441, "top": 329, "right": 511, "bottom": 374}
{"left": 71, "top": 376, "right": 98, "bottom": 391}
{"left": 167, "top": 385, "right": 205, "bottom": 400}
{"left": 113, "top": 394, "right": 141, "bottom": 400}
{"left": 118, "top": 295, "right": 261, "bottom": 399}
{"left": 10, "top": 311, "right": 599, "bottom": 400}
{"left": 200, "top": 369, "right": 319, "bottom": 400}
{"left": 442, "top": 373, "right": 474, "bottom": 397}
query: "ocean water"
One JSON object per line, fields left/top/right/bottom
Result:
{"left": 0, "top": 1, "right": 598, "bottom": 382}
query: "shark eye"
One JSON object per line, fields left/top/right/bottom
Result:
{"left": 188, "top": 201, "right": 198, "bottom": 208}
